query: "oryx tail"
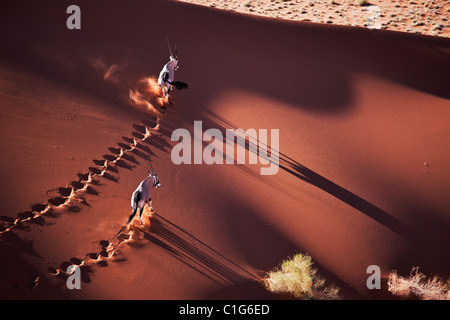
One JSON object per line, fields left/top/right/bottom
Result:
{"left": 127, "top": 191, "right": 141, "bottom": 224}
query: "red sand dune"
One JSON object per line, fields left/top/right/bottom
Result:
{"left": 0, "top": 0, "right": 449, "bottom": 300}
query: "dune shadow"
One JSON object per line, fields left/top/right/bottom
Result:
{"left": 0, "top": 231, "right": 69, "bottom": 299}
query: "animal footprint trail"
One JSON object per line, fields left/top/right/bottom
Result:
{"left": 50, "top": 210, "right": 154, "bottom": 283}
{"left": 0, "top": 115, "right": 162, "bottom": 236}
{"left": 0, "top": 169, "right": 101, "bottom": 234}
{"left": 53, "top": 210, "right": 260, "bottom": 288}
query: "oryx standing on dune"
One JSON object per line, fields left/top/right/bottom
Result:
{"left": 127, "top": 159, "right": 161, "bottom": 225}
{"left": 158, "top": 39, "right": 181, "bottom": 101}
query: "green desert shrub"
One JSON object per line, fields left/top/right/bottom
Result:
{"left": 264, "top": 253, "right": 341, "bottom": 300}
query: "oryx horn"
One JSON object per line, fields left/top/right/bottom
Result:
{"left": 167, "top": 38, "right": 174, "bottom": 59}
{"left": 145, "top": 157, "right": 155, "bottom": 175}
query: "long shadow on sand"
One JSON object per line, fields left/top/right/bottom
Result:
{"left": 164, "top": 110, "right": 416, "bottom": 242}
{"left": 162, "top": 110, "right": 450, "bottom": 276}
{"left": 146, "top": 213, "right": 259, "bottom": 286}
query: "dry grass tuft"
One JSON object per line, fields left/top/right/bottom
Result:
{"left": 388, "top": 267, "right": 450, "bottom": 300}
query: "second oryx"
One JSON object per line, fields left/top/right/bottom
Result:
{"left": 158, "top": 39, "right": 188, "bottom": 101}
{"left": 127, "top": 159, "right": 161, "bottom": 225}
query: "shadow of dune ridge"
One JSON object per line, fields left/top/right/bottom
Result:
{"left": 0, "top": 0, "right": 448, "bottom": 127}
{"left": 0, "top": 231, "right": 69, "bottom": 299}
{"left": 173, "top": 0, "right": 450, "bottom": 104}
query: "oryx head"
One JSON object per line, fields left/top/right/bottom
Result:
{"left": 151, "top": 173, "right": 161, "bottom": 188}
{"left": 167, "top": 38, "right": 179, "bottom": 71}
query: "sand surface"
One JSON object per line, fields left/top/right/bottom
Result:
{"left": 0, "top": 0, "right": 449, "bottom": 300}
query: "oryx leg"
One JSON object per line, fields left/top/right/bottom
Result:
{"left": 166, "top": 84, "right": 172, "bottom": 99}
{"left": 127, "top": 206, "right": 138, "bottom": 225}
{"left": 149, "top": 197, "right": 153, "bottom": 211}
{"left": 138, "top": 206, "right": 145, "bottom": 225}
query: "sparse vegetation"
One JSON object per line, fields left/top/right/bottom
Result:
{"left": 264, "top": 253, "right": 341, "bottom": 300}
{"left": 388, "top": 267, "right": 450, "bottom": 300}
